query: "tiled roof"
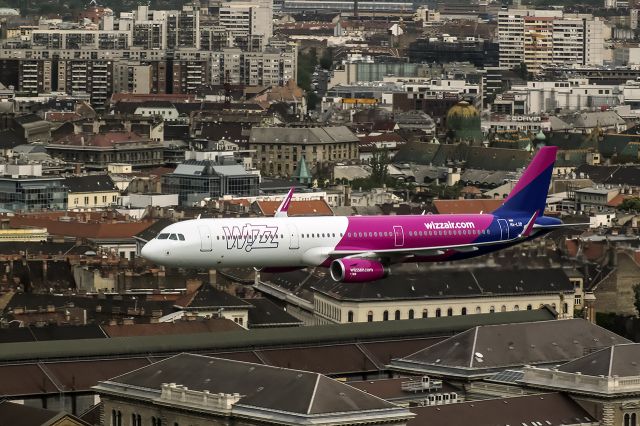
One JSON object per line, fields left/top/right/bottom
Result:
{"left": 255, "top": 199, "right": 333, "bottom": 216}
{"left": 174, "top": 283, "right": 252, "bottom": 309}
{"left": 408, "top": 393, "right": 597, "bottom": 426}
{"left": 244, "top": 298, "right": 303, "bottom": 328}
{"left": 557, "top": 343, "right": 640, "bottom": 377}
{"left": 64, "top": 174, "right": 118, "bottom": 193}
{"left": 53, "top": 131, "right": 152, "bottom": 147}
{"left": 391, "top": 319, "right": 629, "bottom": 377}
{"left": 433, "top": 199, "right": 503, "bottom": 214}
{"left": 102, "top": 319, "right": 242, "bottom": 337}
{"left": 102, "top": 353, "right": 404, "bottom": 417}
{"left": 0, "top": 401, "right": 88, "bottom": 426}
{"left": 250, "top": 126, "right": 359, "bottom": 144}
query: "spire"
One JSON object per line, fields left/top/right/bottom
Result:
{"left": 294, "top": 156, "right": 311, "bottom": 184}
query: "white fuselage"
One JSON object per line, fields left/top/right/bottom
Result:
{"left": 142, "top": 216, "right": 349, "bottom": 268}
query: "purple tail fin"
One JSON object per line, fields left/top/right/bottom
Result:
{"left": 493, "top": 146, "right": 558, "bottom": 217}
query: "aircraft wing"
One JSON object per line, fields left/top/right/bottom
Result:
{"left": 532, "top": 222, "right": 591, "bottom": 229}
{"left": 331, "top": 239, "right": 502, "bottom": 260}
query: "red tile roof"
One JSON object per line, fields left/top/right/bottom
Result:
{"left": 606, "top": 194, "right": 632, "bottom": 207}
{"left": 256, "top": 200, "right": 333, "bottom": 216}
{"left": 55, "top": 131, "right": 150, "bottom": 147}
{"left": 44, "top": 111, "right": 82, "bottom": 122}
{"left": 433, "top": 199, "right": 503, "bottom": 214}
{"left": 9, "top": 212, "right": 156, "bottom": 239}
{"left": 358, "top": 133, "right": 406, "bottom": 144}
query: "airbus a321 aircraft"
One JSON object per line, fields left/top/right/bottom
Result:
{"left": 142, "top": 146, "right": 577, "bottom": 283}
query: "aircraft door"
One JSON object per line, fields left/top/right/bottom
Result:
{"left": 198, "top": 225, "right": 212, "bottom": 252}
{"left": 497, "top": 219, "right": 509, "bottom": 240}
{"left": 287, "top": 223, "right": 299, "bottom": 249}
{"left": 393, "top": 226, "right": 404, "bottom": 247}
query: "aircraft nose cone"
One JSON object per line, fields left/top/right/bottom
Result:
{"left": 141, "top": 242, "right": 157, "bottom": 263}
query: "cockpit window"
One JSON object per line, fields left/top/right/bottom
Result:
{"left": 178, "top": 234, "right": 185, "bottom": 241}
{"left": 169, "top": 234, "right": 178, "bottom": 240}
{"left": 157, "top": 233, "right": 169, "bottom": 240}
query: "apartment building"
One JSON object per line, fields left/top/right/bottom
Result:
{"left": 498, "top": 9, "right": 606, "bottom": 71}
{"left": 493, "top": 79, "right": 622, "bottom": 114}
{"left": 219, "top": 0, "right": 273, "bottom": 47}
{"left": 0, "top": 3, "right": 294, "bottom": 107}
{"left": 2, "top": 44, "right": 296, "bottom": 106}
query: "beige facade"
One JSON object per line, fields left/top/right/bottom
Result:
{"left": 68, "top": 191, "right": 120, "bottom": 210}
{"left": 313, "top": 291, "right": 575, "bottom": 324}
{"left": 249, "top": 126, "right": 359, "bottom": 177}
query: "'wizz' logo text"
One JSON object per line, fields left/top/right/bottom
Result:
{"left": 222, "top": 224, "right": 279, "bottom": 252}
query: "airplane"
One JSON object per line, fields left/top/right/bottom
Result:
{"left": 141, "top": 146, "right": 583, "bottom": 283}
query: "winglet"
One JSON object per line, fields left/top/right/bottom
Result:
{"left": 274, "top": 187, "right": 295, "bottom": 217}
{"left": 519, "top": 211, "right": 539, "bottom": 238}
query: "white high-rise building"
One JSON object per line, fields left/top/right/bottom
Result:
{"left": 219, "top": 0, "right": 273, "bottom": 47}
{"left": 498, "top": 9, "right": 606, "bottom": 71}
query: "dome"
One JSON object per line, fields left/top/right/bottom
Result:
{"left": 445, "top": 101, "right": 483, "bottom": 143}
{"left": 446, "top": 101, "right": 479, "bottom": 121}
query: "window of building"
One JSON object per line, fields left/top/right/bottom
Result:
{"left": 575, "top": 295, "right": 581, "bottom": 305}
{"left": 347, "top": 311, "right": 354, "bottom": 322}
{"left": 514, "top": 305, "right": 519, "bottom": 311}
{"left": 395, "top": 310, "right": 401, "bottom": 320}
{"left": 501, "top": 305, "right": 507, "bottom": 312}
{"left": 447, "top": 308, "right": 453, "bottom": 316}
{"left": 408, "top": 309, "right": 414, "bottom": 319}
{"left": 435, "top": 308, "right": 441, "bottom": 317}
{"left": 383, "top": 310, "right": 389, "bottom": 321}
{"left": 422, "top": 309, "right": 428, "bottom": 318}
{"left": 84, "top": 196, "right": 89, "bottom": 204}
{"left": 131, "top": 414, "right": 141, "bottom": 426}
{"left": 563, "top": 303, "right": 568, "bottom": 314}
{"left": 489, "top": 306, "right": 495, "bottom": 313}
{"left": 475, "top": 306, "right": 481, "bottom": 314}
{"left": 152, "top": 417, "right": 162, "bottom": 426}
{"left": 461, "top": 307, "right": 467, "bottom": 315}
{"left": 367, "top": 311, "right": 373, "bottom": 322}
{"left": 111, "top": 410, "right": 122, "bottom": 426}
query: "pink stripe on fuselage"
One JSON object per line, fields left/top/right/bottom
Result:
{"left": 334, "top": 214, "right": 494, "bottom": 252}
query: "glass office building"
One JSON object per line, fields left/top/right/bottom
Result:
{"left": 0, "top": 176, "right": 67, "bottom": 212}
{"left": 163, "top": 160, "right": 259, "bottom": 205}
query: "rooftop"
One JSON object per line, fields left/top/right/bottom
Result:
{"left": 390, "top": 319, "right": 629, "bottom": 378}
{"left": 254, "top": 199, "right": 333, "bottom": 216}
{"left": 94, "top": 353, "right": 413, "bottom": 423}
{"left": 0, "top": 401, "right": 89, "bottom": 426}
{"left": 272, "top": 267, "right": 574, "bottom": 302}
{"left": 51, "top": 131, "right": 155, "bottom": 147}
{"left": 174, "top": 283, "right": 253, "bottom": 310}
{"left": 249, "top": 126, "right": 359, "bottom": 144}
{"left": 408, "top": 393, "right": 597, "bottom": 426}
{"left": 557, "top": 343, "right": 640, "bottom": 378}
{"left": 64, "top": 174, "right": 118, "bottom": 193}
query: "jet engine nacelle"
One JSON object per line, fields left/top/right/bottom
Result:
{"left": 330, "top": 258, "right": 389, "bottom": 283}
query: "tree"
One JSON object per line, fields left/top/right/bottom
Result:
{"left": 634, "top": 284, "right": 640, "bottom": 316}
{"left": 618, "top": 197, "right": 640, "bottom": 212}
{"left": 370, "top": 148, "right": 389, "bottom": 186}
